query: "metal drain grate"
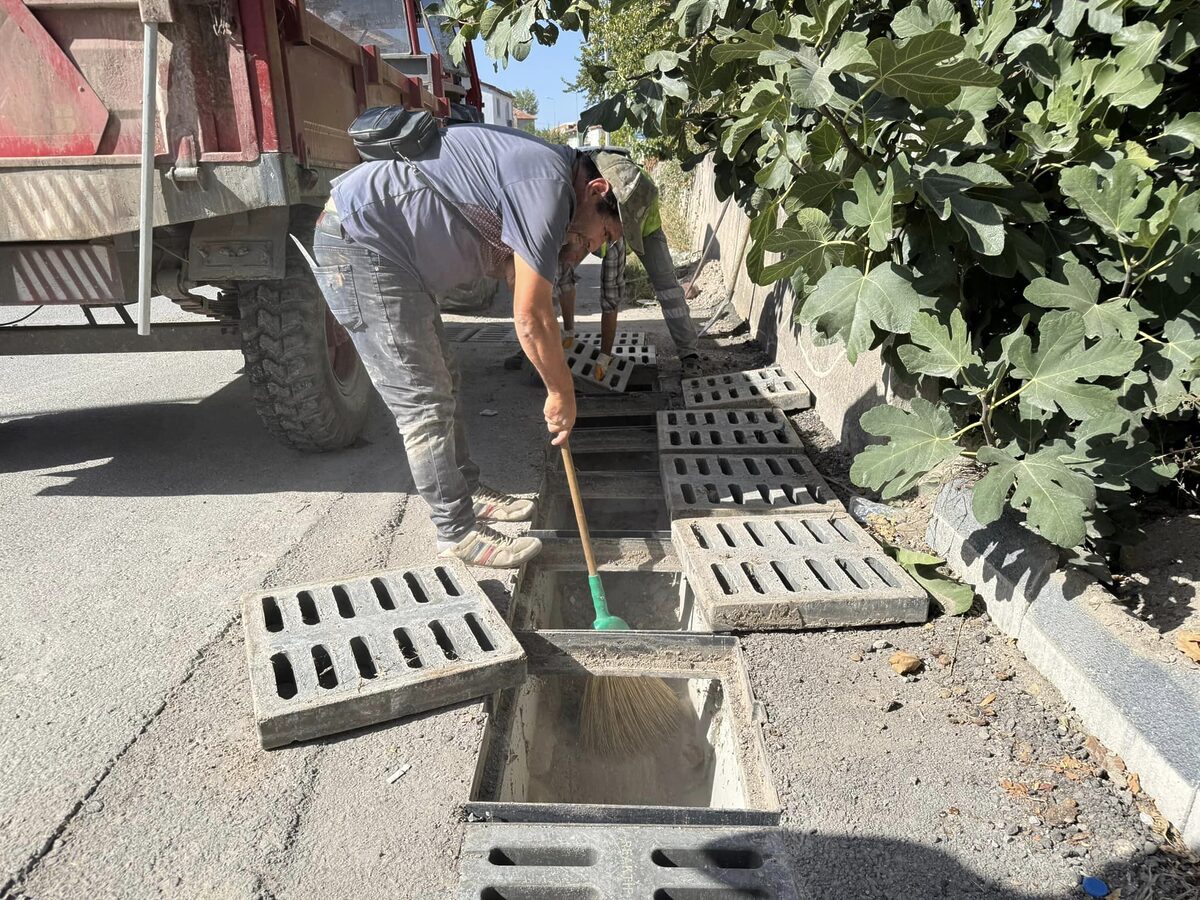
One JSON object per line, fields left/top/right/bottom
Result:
{"left": 242, "top": 561, "right": 525, "bottom": 748}
{"left": 565, "top": 339, "right": 636, "bottom": 392}
{"left": 658, "top": 408, "right": 804, "bottom": 453}
{"left": 673, "top": 513, "right": 929, "bottom": 630}
{"left": 682, "top": 366, "right": 812, "bottom": 410}
{"left": 660, "top": 453, "right": 842, "bottom": 517}
{"left": 460, "top": 823, "right": 798, "bottom": 899}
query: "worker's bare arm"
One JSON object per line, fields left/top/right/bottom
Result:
{"left": 513, "top": 254, "right": 576, "bottom": 445}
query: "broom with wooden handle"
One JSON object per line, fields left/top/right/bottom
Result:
{"left": 560, "top": 441, "right": 682, "bottom": 755}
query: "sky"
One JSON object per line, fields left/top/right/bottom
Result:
{"left": 470, "top": 31, "right": 589, "bottom": 129}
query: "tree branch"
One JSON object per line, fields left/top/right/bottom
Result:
{"left": 820, "top": 106, "right": 871, "bottom": 166}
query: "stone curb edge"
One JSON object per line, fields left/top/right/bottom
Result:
{"left": 926, "top": 480, "right": 1200, "bottom": 852}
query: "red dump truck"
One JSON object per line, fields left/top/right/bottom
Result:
{"left": 0, "top": 0, "right": 483, "bottom": 449}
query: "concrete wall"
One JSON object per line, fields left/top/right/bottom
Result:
{"left": 686, "top": 156, "right": 900, "bottom": 453}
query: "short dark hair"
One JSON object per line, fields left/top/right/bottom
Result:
{"left": 579, "top": 152, "right": 620, "bottom": 219}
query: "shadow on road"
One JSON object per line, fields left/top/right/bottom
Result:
{"left": 0, "top": 378, "right": 412, "bottom": 498}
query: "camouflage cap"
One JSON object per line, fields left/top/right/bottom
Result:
{"left": 593, "top": 151, "right": 658, "bottom": 255}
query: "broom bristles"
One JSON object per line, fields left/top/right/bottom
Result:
{"left": 580, "top": 675, "right": 683, "bottom": 756}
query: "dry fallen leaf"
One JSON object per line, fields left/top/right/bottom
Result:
{"left": 1000, "top": 778, "right": 1030, "bottom": 799}
{"left": 1050, "top": 755, "right": 1096, "bottom": 781}
{"left": 979, "top": 692, "right": 997, "bottom": 708}
{"left": 1127, "top": 772, "right": 1141, "bottom": 795}
{"left": 889, "top": 651, "right": 924, "bottom": 675}
{"left": 1176, "top": 631, "right": 1200, "bottom": 664}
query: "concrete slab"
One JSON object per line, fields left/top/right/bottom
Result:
{"left": 660, "top": 452, "right": 843, "bottom": 517}
{"left": 658, "top": 407, "right": 804, "bottom": 453}
{"left": 928, "top": 480, "right": 1200, "bottom": 851}
{"left": 459, "top": 823, "right": 799, "bottom": 899}
{"left": 673, "top": 514, "right": 928, "bottom": 631}
{"left": 682, "top": 365, "right": 812, "bottom": 411}
{"left": 242, "top": 562, "right": 525, "bottom": 748}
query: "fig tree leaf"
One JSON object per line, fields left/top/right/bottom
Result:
{"left": 897, "top": 309, "right": 983, "bottom": 379}
{"left": 974, "top": 444, "right": 1096, "bottom": 548}
{"left": 1023, "top": 262, "right": 1138, "bottom": 339}
{"left": 850, "top": 398, "right": 961, "bottom": 498}
{"left": 843, "top": 168, "right": 895, "bottom": 252}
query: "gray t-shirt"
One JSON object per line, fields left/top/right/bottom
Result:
{"left": 330, "top": 125, "right": 577, "bottom": 294}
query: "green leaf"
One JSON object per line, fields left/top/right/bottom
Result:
{"left": 1094, "top": 59, "right": 1163, "bottom": 109}
{"left": 974, "top": 444, "right": 1096, "bottom": 548}
{"left": 897, "top": 309, "right": 983, "bottom": 380}
{"left": 757, "top": 209, "right": 837, "bottom": 284}
{"left": 787, "top": 170, "right": 847, "bottom": 212}
{"left": 709, "top": 29, "right": 775, "bottom": 64}
{"left": 1008, "top": 310, "right": 1141, "bottom": 419}
{"left": 867, "top": 31, "right": 1002, "bottom": 108}
{"left": 801, "top": 263, "right": 934, "bottom": 363}
{"left": 824, "top": 30, "right": 874, "bottom": 74}
{"left": 1023, "top": 262, "right": 1138, "bottom": 339}
{"left": 804, "top": 0, "right": 850, "bottom": 48}
{"left": 891, "top": 0, "right": 960, "bottom": 39}
{"left": 786, "top": 47, "right": 835, "bottom": 108}
{"left": 842, "top": 168, "right": 895, "bottom": 253}
{"left": 968, "top": 0, "right": 1017, "bottom": 60}
{"left": 1111, "top": 20, "right": 1165, "bottom": 72}
{"left": 1155, "top": 112, "right": 1200, "bottom": 157}
{"left": 887, "top": 546, "right": 975, "bottom": 615}
{"left": 850, "top": 398, "right": 961, "bottom": 498}
{"left": 1059, "top": 160, "right": 1153, "bottom": 239}
{"left": 915, "top": 166, "right": 1008, "bottom": 257}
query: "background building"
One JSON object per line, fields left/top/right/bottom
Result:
{"left": 479, "top": 82, "right": 515, "bottom": 128}
{"left": 514, "top": 109, "right": 537, "bottom": 132}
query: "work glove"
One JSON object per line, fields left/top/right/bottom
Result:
{"left": 593, "top": 350, "right": 615, "bottom": 383}
{"left": 561, "top": 330, "right": 576, "bottom": 350}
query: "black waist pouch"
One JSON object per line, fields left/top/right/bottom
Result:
{"left": 348, "top": 106, "right": 440, "bottom": 161}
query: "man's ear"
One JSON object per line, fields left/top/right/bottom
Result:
{"left": 587, "top": 177, "right": 613, "bottom": 198}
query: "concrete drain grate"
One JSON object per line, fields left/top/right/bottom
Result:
{"left": 577, "top": 329, "right": 649, "bottom": 347}
{"left": 658, "top": 408, "right": 804, "bottom": 453}
{"left": 445, "top": 323, "right": 480, "bottom": 342}
{"left": 673, "top": 514, "right": 929, "bottom": 630}
{"left": 242, "top": 561, "right": 525, "bottom": 748}
{"left": 660, "top": 453, "right": 842, "bottom": 517}
{"left": 466, "top": 324, "right": 519, "bottom": 342}
{"left": 565, "top": 339, "right": 636, "bottom": 392}
{"left": 682, "top": 365, "right": 812, "bottom": 410}
{"left": 459, "top": 823, "right": 798, "bottom": 899}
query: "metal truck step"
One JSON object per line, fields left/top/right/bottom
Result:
{"left": 242, "top": 562, "right": 524, "bottom": 748}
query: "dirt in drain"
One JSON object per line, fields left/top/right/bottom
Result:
{"left": 527, "top": 570, "right": 686, "bottom": 631}
{"left": 511, "top": 675, "right": 725, "bottom": 808}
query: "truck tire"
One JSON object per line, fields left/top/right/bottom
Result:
{"left": 237, "top": 220, "right": 372, "bottom": 451}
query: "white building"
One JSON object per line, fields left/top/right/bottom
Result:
{"left": 480, "top": 82, "right": 515, "bottom": 129}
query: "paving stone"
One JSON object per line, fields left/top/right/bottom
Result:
{"left": 241, "top": 561, "right": 524, "bottom": 749}
{"left": 660, "top": 452, "right": 842, "bottom": 517}
{"left": 565, "top": 339, "right": 637, "bottom": 393}
{"left": 658, "top": 408, "right": 804, "bottom": 453}
{"left": 682, "top": 365, "right": 812, "bottom": 410}
{"left": 459, "top": 823, "right": 798, "bottom": 899}
{"left": 673, "top": 514, "right": 929, "bottom": 630}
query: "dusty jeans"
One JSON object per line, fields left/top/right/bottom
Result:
{"left": 641, "top": 228, "right": 698, "bottom": 357}
{"left": 312, "top": 212, "right": 478, "bottom": 542}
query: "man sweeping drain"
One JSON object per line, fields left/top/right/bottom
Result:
{"left": 311, "top": 124, "right": 625, "bottom": 568}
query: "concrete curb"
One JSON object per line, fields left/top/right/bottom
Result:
{"left": 926, "top": 480, "right": 1200, "bottom": 852}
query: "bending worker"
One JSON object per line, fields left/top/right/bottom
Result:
{"left": 553, "top": 154, "right": 700, "bottom": 375}
{"left": 311, "top": 125, "right": 636, "bottom": 568}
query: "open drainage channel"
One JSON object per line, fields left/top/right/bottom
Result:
{"left": 460, "top": 385, "right": 793, "bottom": 898}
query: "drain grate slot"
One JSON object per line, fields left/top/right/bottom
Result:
{"left": 480, "top": 889, "right": 599, "bottom": 900}
{"left": 651, "top": 848, "right": 764, "bottom": 869}
{"left": 488, "top": 847, "right": 598, "bottom": 867}
{"left": 661, "top": 453, "right": 839, "bottom": 518}
{"left": 242, "top": 562, "right": 526, "bottom": 748}
{"left": 653, "top": 891, "right": 770, "bottom": 899}
{"left": 681, "top": 367, "right": 811, "bottom": 411}
{"left": 672, "top": 514, "right": 930, "bottom": 631}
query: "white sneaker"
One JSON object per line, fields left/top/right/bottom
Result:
{"left": 437, "top": 526, "right": 542, "bottom": 568}
{"left": 473, "top": 484, "right": 535, "bottom": 522}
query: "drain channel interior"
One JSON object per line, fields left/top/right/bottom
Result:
{"left": 485, "top": 674, "right": 746, "bottom": 810}
{"left": 513, "top": 570, "right": 691, "bottom": 631}
{"left": 535, "top": 496, "right": 673, "bottom": 535}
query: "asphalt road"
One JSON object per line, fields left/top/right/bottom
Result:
{"left": 0, "top": 298, "right": 547, "bottom": 898}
